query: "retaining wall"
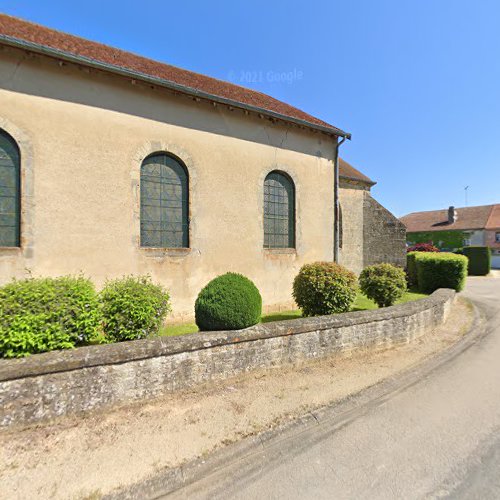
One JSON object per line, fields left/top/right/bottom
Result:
{"left": 0, "top": 289, "right": 455, "bottom": 427}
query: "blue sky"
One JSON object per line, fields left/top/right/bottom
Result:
{"left": 1, "top": 0, "right": 499, "bottom": 216}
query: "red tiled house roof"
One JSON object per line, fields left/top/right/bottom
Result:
{"left": 486, "top": 204, "right": 500, "bottom": 230}
{"left": 400, "top": 204, "right": 500, "bottom": 233}
{"left": 0, "top": 14, "right": 349, "bottom": 138}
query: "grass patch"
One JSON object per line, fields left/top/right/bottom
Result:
{"left": 160, "top": 290, "right": 428, "bottom": 338}
{"left": 161, "top": 322, "right": 199, "bottom": 337}
{"left": 261, "top": 310, "right": 302, "bottom": 323}
{"left": 352, "top": 289, "right": 427, "bottom": 311}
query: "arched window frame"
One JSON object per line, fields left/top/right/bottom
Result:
{"left": 0, "top": 129, "right": 21, "bottom": 247}
{"left": 263, "top": 170, "right": 296, "bottom": 249}
{"left": 140, "top": 152, "right": 189, "bottom": 249}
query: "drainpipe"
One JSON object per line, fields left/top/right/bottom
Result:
{"left": 334, "top": 135, "right": 347, "bottom": 263}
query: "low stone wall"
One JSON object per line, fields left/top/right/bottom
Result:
{"left": 0, "top": 289, "right": 455, "bottom": 427}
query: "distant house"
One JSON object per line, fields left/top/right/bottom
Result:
{"left": 401, "top": 204, "right": 500, "bottom": 268}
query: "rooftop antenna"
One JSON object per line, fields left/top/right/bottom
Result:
{"left": 464, "top": 186, "right": 469, "bottom": 207}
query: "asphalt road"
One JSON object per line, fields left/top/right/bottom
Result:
{"left": 168, "top": 276, "right": 500, "bottom": 500}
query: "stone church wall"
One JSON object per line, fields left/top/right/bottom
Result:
{"left": 363, "top": 193, "right": 406, "bottom": 268}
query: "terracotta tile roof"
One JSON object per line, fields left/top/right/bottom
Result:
{"left": 401, "top": 204, "right": 500, "bottom": 232}
{"left": 339, "top": 158, "right": 375, "bottom": 185}
{"left": 0, "top": 14, "right": 349, "bottom": 137}
{"left": 486, "top": 204, "right": 500, "bottom": 229}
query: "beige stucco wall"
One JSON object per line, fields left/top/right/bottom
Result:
{"left": 0, "top": 47, "right": 336, "bottom": 319}
{"left": 464, "top": 230, "right": 485, "bottom": 246}
{"left": 338, "top": 180, "right": 367, "bottom": 274}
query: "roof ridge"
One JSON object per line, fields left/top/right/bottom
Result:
{"left": 402, "top": 204, "right": 496, "bottom": 218}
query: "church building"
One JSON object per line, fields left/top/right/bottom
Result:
{"left": 0, "top": 15, "right": 405, "bottom": 318}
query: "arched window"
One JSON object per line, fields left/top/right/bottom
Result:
{"left": 264, "top": 171, "right": 295, "bottom": 248}
{"left": 338, "top": 203, "right": 343, "bottom": 249}
{"left": 0, "top": 129, "right": 20, "bottom": 247}
{"left": 140, "top": 153, "right": 189, "bottom": 248}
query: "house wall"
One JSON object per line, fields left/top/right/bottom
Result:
{"left": 485, "top": 229, "right": 500, "bottom": 269}
{"left": 464, "top": 230, "right": 485, "bottom": 246}
{"left": 406, "top": 230, "right": 467, "bottom": 251}
{"left": 0, "top": 47, "right": 336, "bottom": 319}
{"left": 485, "top": 229, "right": 500, "bottom": 250}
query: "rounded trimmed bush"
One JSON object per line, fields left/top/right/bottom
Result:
{"left": 0, "top": 276, "right": 101, "bottom": 358}
{"left": 195, "top": 273, "right": 262, "bottom": 331}
{"left": 100, "top": 275, "right": 171, "bottom": 342}
{"left": 359, "top": 263, "right": 407, "bottom": 308}
{"left": 292, "top": 262, "right": 358, "bottom": 317}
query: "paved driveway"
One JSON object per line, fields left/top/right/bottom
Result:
{"left": 169, "top": 277, "right": 500, "bottom": 499}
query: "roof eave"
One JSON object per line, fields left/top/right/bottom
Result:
{"left": 0, "top": 34, "right": 352, "bottom": 139}
{"left": 339, "top": 174, "right": 376, "bottom": 187}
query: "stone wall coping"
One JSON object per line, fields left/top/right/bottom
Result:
{"left": 0, "top": 289, "right": 454, "bottom": 382}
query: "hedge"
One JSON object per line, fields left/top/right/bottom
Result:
{"left": 0, "top": 276, "right": 101, "bottom": 358}
{"left": 0, "top": 274, "right": 172, "bottom": 357}
{"left": 195, "top": 273, "right": 262, "bottom": 331}
{"left": 406, "top": 252, "right": 419, "bottom": 287}
{"left": 415, "top": 252, "right": 468, "bottom": 293}
{"left": 462, "top": 246, "right": 491, "bottom": 276}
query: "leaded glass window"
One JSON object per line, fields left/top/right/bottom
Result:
{"left": 140, "top": 153, "right": 189, "bottom": 248}
{"left": 0, "top": 130, "right": 20, "bottom": 247}
{"left": 264, "top": 171, "right": 295, "bottom": 248}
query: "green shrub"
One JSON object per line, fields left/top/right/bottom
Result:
{"left": 100, "top": 276, "right": 171, "bottom": 342}
{"left": 406, "top": 252, "right": 419, "bottom": 287}
{"left": 415, "top": 252, "right": 468, "bottom": 293}
{"left": 0, "top": 276, "right": 100, "bottom": 358}
{"left": 462, "top": 246, "right": 491, "bottom": 276}
{"left": 0, "top": 315, "right": 75, "bottom": 359}
{"left": 195, "top": 273, "right": 262, "bottom": 331}
{"left": 359, "top": 263, "right": 407, "bottom": 308}
{"left": 292, "top": 262, "right": 358, "bottom": 317}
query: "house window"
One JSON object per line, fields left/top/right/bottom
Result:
{"left": 264, "top": 171, "right": 295, "bottom": 248}
{"left": 140, "top": 153, "right": 189, "bottom": 248}
{"left": 496, "top": 232, "right": 500, "bottom": 243}
{"left": 0, "top": 129, "right": 20, "bottom": 247}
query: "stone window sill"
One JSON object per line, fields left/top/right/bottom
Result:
{"left": 0, "top": 247, "right": 22, "bottom": 255}
{"left": 140, "top": 247, "right": 191, "bottom": 257}
{"left": 264, "top": 248, "right": 297, "bottom": 256}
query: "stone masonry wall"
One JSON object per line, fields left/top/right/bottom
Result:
{"left": 338, "top": 181, "right": 367, "bottom": 274}
{"left": 0, "top": 289, "right": 455, "bottom": 427}
{"left": 363, "top": 193, "right": 407, "bottom": 268}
